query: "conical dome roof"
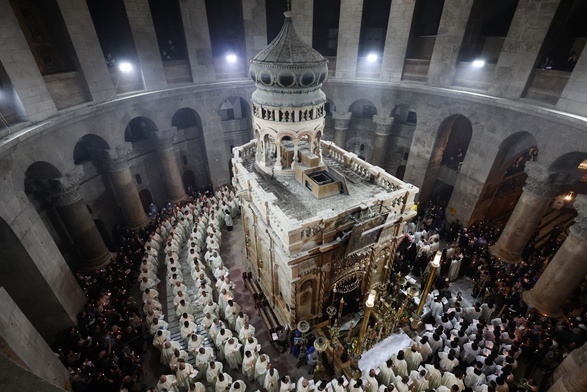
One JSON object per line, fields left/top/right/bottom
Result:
{"left": 249, "top": 11, "right": 328, "bottom": 91}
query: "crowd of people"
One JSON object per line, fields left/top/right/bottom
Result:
{"left": 54, "top": 185, "right": 587, "bottom": 392}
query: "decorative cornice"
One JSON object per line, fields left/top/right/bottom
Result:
{"left": 570, "top": 194, "right": 587, "bottom": 242}
{"left": 372, "top": 115, "right": 394, "bottom": 136}
{"left": 332, "top": 111, "right": 352, "bottom": 131}
{"left": 48, "top": 167, "right": 84, "bottom": 206}
{"left": 102, "top": 143, "right": 132, "bottom": 172}
{"left": 523, "top": 161, "right": 560, "bottom": 199}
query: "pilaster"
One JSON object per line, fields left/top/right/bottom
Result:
{"left": 556, "top": 41, "right": 587, "bottom": 117}
{"left": 123, "top": 0, "right": 168, "bottom": 90}
{"left": 291, "top": 0, "right": 313, "bottom": 45}
{"left": 179, "top": 0, "right": 216, "bottom": 83}
{"left": 488, "top": 0, "right": 560, "bottom": 99}
{"left": 56, "top": 0, "right": 116, "bottom": 102}
{"left": 427, "top": 0, "right": 474, "bottom": 87}
{"left": 242, "top": 0, "right": 268, "bottom": 62}
{"left": 335, "top": 0, "right": 364, "bottom": 80}
{"left": 380, "top": 0, "right": 416, "bottom": 82}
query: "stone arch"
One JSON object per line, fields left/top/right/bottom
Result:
{"left": 124, "top": 116, "right": 158, "bottom": 143}
{"left": 549, "top": 152, "right": 587, "bottom": 175}
{"left": 419, "top": 114, "right": 473, "bottom": 203}
{"left": 219, "top": 96, "right": 248, "bottom": 121}
{"left": 348, "top": 99, "right": 377, "bottom": 119}
{"left": 470, "top": 131, "right": 539, "bottom": 224}
{"left": 325, "top": 98, "right": 336, "bottom": 115}
{"left": 73, "top": 134, "right": 110, "bottom": 165}
{"left": 172, "top": 107, "right": 204, "bottom": 139}
{"left": 391, "top": 104, "right": 417, "bottom": 125}
{"left": 138, "top": 189, "right": 154, "bottom": 213}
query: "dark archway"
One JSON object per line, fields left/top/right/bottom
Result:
{"left": 420, "top": 114, "right": 473, "bottom": 203}
{"left": 348, "top": 99, "right": 377, "bottom": 119}
{"left": 183, "top": 170, "right": 197, "bottom": 194}
{"left": 124, "top": 116, "right": 158, "bottom": 143}
{"left": 138, "top": 189, "right": 153, "bottom": 213}
{"left": 395, "top": 165, "right": 406, "bottom": 180}
{"left": 73, "top": 134, "right": 110, "bottom": 165}
{"left": 171, "top": 108, "right": 211, "bottom": 189}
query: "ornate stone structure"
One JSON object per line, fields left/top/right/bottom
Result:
{"left": 233, "top": 13, "right": 418, "bottom": 326}
{"left": 523, "top": 195, "right": 587, "bottom": 318}
{"left": 490, "top": 161, "right": 561, "bottom": 263}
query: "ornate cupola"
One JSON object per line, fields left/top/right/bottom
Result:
{"left": 249, "top": 11, "right": 329, "bottom": 174}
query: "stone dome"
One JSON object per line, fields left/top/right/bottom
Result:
{"left": 249, "top": 11, "right": 329, "bottom": 91}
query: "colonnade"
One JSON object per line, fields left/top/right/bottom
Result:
{"left": 38, "top": 132, "right": 188, "bottom": 271}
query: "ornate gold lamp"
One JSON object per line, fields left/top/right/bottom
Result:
{"left": 296, "top": 320, "right": 311, "bottom": 368}
{"left": 313, "top": 336, "right": 329, "bottom": 380}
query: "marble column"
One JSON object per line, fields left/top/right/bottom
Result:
{"left": 553, "top": 342, "right": 587, "bottom": 383}
{"left": 49, "top": 167, "right": 111, "bottom": 271}
{"left": 333, "top": 111, "right": 352, "bottom": 150}
{"left": 102, "top": 143, "right": 150, "bottom": 229}
{"left": 489, "top": 162, "right": 559, "bottom": 263}
{"left": 523, "top": 195, "right": 587, "bottom": 318}
{"left": 548, "top": 359, "right": 587, "bottom": 392}
{"left": 371, "top": 115, "right": 394, "bottom": 167}
{"left": 151, "top": 129, "right": 187, "bottom": 203}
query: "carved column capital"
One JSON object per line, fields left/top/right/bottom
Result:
{"left": 48, "top": 167, "right": 84, "bottom": 206}
{"left": 523, "top": 161, "right": 560, "bottom": 198}
{"left": 570, "top": 195, "right": 587, "bottom": 242}
{"left": 150, "top": 128, "right": 177, "bottom": 151}
{"left": 102, "top": 143, "right": 132, "bottom": 172}
{"left": 372, "top": 115, "right": 394, "bottom": 136}
{"left": 332, "top": 111, "right": 352, "bottom": 131}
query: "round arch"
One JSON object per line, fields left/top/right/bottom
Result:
{"left": 419, "top": 114, "right": 473, "bottom": 203}
{"left": 124, "top": 116, "right": 158, "bottom": 143}
{"left": 348, "top": 99, "right": 377, "bottom": 119}
{"left": 391, "top": 104, "right": 417, "bottom": 125}
{"left": 171, "top": 107, "right": 204, "bottom": 139}
{"left": 73, "top": 134, "right": 111, "bottom": 165}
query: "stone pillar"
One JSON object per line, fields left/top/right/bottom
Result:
{"left": 179, "top": 0, "right": 216, "bottom": 84}
{"left": 151, "top": 129, "right": 187, "bottom": 203}
{"left": 489, "top": 162, "right": 559, "bottom": 264}
{"left": 333, "top": 111, "right": 352, "bottom": 149}
{"left": 102, "top": 144, "right": 150, "bottom": 229}
{"left": 556, "top": 41, "right": 587, "bottom": 117}
{"left": 380, "top": 0, "right": 416, "bottom": 83}
{"left": 0, "top": 0, "right": 57, "bottom": 122}
{"left": 371, "top": 115, "right": 394, "bottom": 167}
{"left": 553, "top": 342, "right": 587, "bottom": 383}
{"left": 56, "top": 0, "right": 116, "bottom": 102}
{"left": 291, "top": 0, "right": 313, "bottom": 45}
{"left": 548, "top": 358, "right": 587, "bottom": 392}
{"left": 275, "top": 139, "right": 283, "bottom": 170}
{"left": 123, "top": 0, "right": 167, "bottom": 90}
{"left": 335, "top": 0, "right": 364, "bottom": 79}
{"left": 427, "top": 0, "right": 474, "bottom": 87}
{"left": 242, "top": 0, "right": 267, "bottom": 62}
{"left": 49, "top": 168, "right": 111, "bottom": 271}
{"left": 488, "top": 0, "right": 560, "bottom": 99}
{"left": 523, "top": 195, "right": 587, "bottom": 318}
